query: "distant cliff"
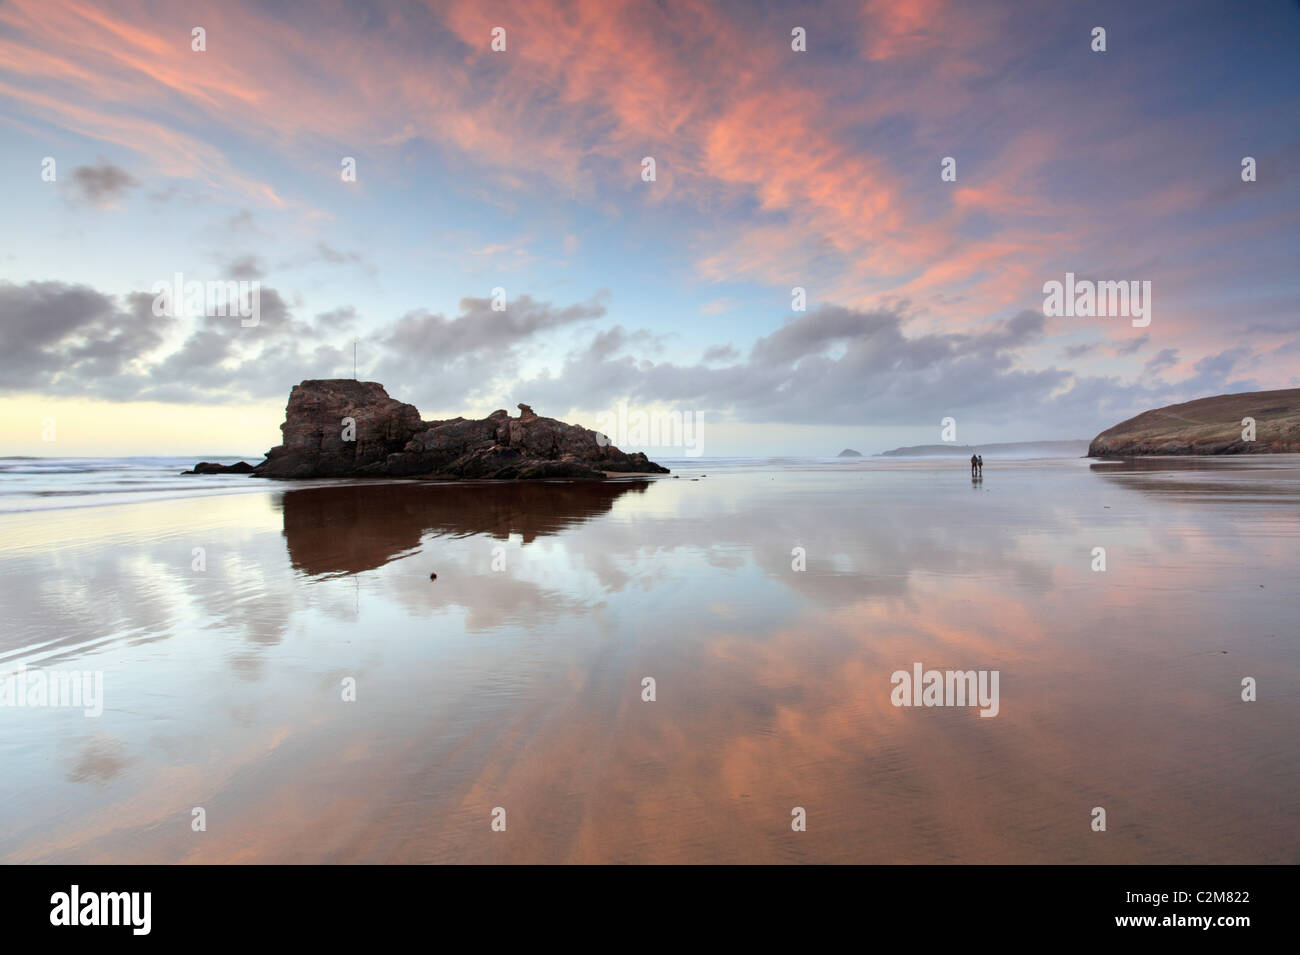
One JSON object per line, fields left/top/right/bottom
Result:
{"left": 1088, "top": 389, "right": 1300, "bottom": 456}
{"left": 200, "top": 380, "right": 669, "bottom": 479}
{"left": 877, "top": 440, "right": 1089, "bottom": 458}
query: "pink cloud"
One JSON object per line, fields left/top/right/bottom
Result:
{"left": 0, "top": 0, "right": 1285, "bottom": 381}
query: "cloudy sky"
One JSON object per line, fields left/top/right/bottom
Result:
{"left": 1, "top": 0, "right": 1297, "bottom": 456}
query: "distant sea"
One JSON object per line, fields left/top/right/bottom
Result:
{"left": 0, "top": 457, "right": 266, "bottom": 513}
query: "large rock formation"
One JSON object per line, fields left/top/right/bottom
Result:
{"left": 252, "top": 379, "right": 669, "bottom": 479}
{"left": 1088, "top": 389, "right": 1300, "bottom": 456}
{"left": 257, "top": 380, "right": 425, "bottom": 478}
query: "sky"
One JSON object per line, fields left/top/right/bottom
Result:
{"left": 1, "top": 0, "right": 1298, "bottom": 457}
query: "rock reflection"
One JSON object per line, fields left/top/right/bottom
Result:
{"left": 278, "top": 479, "right": 653, "bottom": 577}
{"left": 1090, "top": 454, "right": 1300, "bottom": 501}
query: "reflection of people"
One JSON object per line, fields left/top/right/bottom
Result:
{"left": 970, "top": 453, "right": 979, "bottom": 477}
{"left": 977, "top": 454, "right": 983, "bottom": 476}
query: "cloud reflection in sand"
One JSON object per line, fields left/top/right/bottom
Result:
{"left": 1, "top": 460, "right": 1297, "bottom": 862}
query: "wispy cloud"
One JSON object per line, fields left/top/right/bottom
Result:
{"left": 2, "top": 0, "right": 1297, "bottom": 448}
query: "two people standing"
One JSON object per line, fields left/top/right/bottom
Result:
{"left": 970, "top": 453, "right": 983, "bottom": 477}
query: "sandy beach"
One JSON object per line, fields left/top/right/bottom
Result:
{"left": 2, "top": 456, "right": 1297, "bottom": 864}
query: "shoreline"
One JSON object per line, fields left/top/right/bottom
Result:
{"left": 8, "top": 455, "right": 1300, "bottom": 518}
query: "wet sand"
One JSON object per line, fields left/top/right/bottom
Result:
{"left": 1, "top": 458, "right": 1297, "bottom": 863}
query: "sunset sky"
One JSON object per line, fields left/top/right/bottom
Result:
{"left": 2, "top": 0, "right": 1297, "bottom": 456}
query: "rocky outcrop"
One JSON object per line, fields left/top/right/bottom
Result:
{"left": 256, "top": 379, "right": 426, "bottom": 478}
{"left": 837, "top": 449, "right": 863, "bottom": 457}
{"left": 184, "top": 461, "right": 256, "bottom": 474}
{"left": 248, "top": 380, "right": 669, "bottom": 479}
{"left": 1088, "top": 389, "right": 1300, "bottom": 456}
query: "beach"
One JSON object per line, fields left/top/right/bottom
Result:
{"left": 1, "top": 456, "right": 1297, "bottom": 863}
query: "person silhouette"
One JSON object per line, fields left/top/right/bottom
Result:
{"left": 970, "top": 453, "right": 979, "bottom": 477}
{"left": 976, "top": 454, "right": 983, "bottom": 476}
